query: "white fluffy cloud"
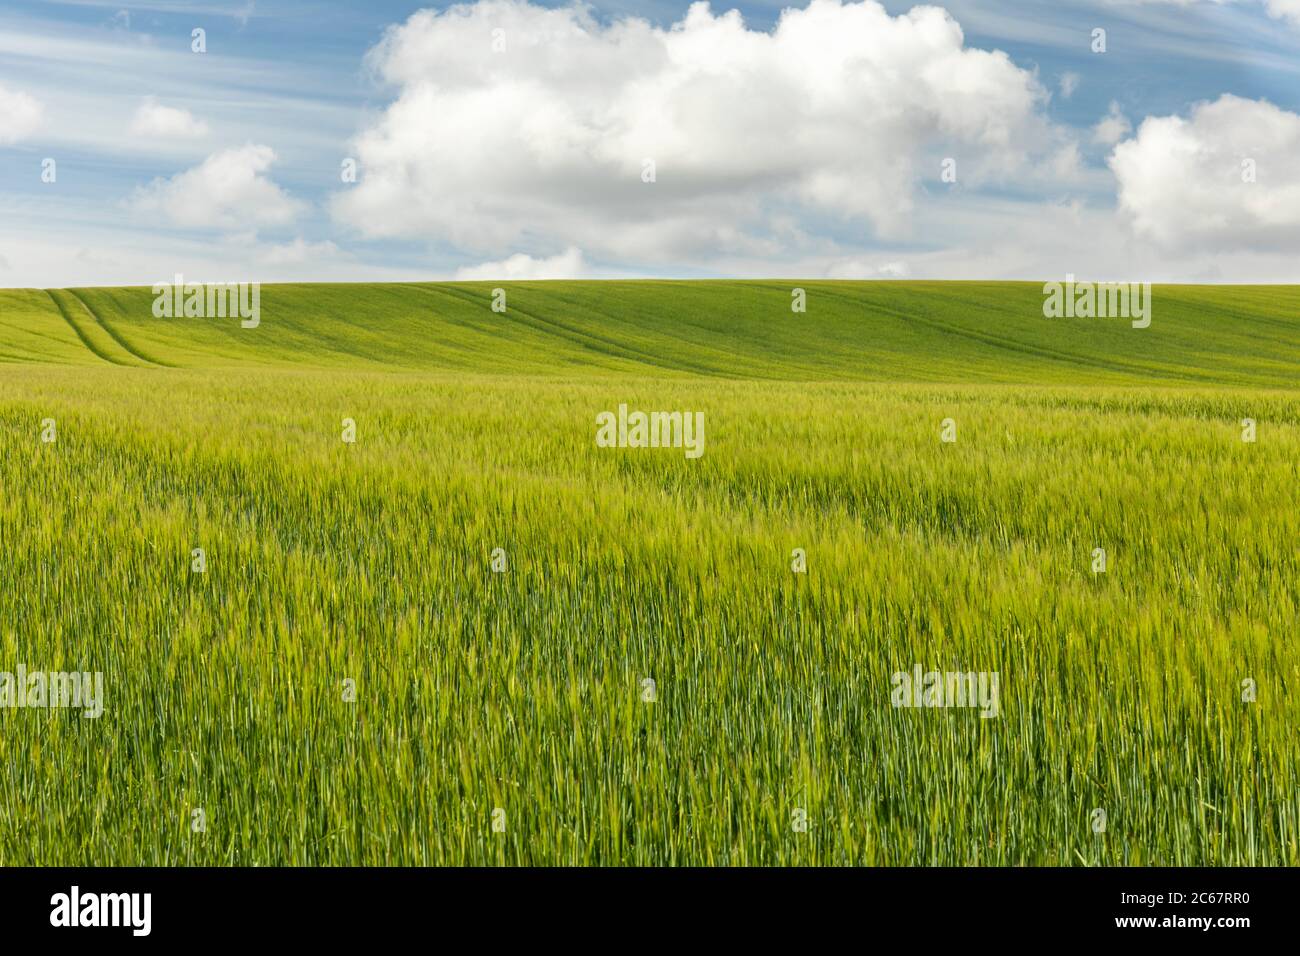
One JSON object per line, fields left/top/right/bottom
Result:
{"left": 1109, "top": 94, "right": 1300, "bottom": 250}
{"left": 129, "top": 98, "right": 210, "bottom": 139}
{"left": 0, "top": 83, "right": 43, "bottom": 144}
{"left": 334, "top": 0, "right": 1063, "bottom": 270}
{"left": 1092, "top": 101, "right": 1131, "bottom": 145}
{"left": 455, "top": 246, "right": 585, "bottom": 280}
{"left": 1265, "top": 0, "right": 1300, "bottom": 24}
{"left": 130, "top": 144, "right": 304, "bottom": 230}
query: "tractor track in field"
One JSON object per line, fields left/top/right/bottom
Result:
{"left": 45, "top": 289, "right": 171, "bottom": 368}
{"left": 409, "top": 283, "right": 723, "bottom": 376}
{"left": 796, "top": 282, "right": 1189, "bottom": 382}
{"left": 66, "top": 289, "right": 177, "bottom": 367}
{"left": 45, "top": 289, "right": 130, "bottom": 366}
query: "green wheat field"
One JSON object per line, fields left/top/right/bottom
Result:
{"left": 0, "top": 280, "right": 1296, "bottom": 865}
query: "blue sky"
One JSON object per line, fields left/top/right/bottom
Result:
{"left": 2, "top": 0, "right": 1299, "bottom": 285}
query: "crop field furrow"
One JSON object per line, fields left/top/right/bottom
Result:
{"left": 66, "top": 289, "right": 174, "bottom": 368}
{"left": 45, "top": 289, "right": 150, "bottom": 368}
{"left": 804, "top": 283, "right": 1186, "bottom": 381}
{"left": 418, "top": 283, "right": 726, "bottom": 375}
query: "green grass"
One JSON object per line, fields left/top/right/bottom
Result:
{"left": 0, "top": 281, "right": 1296, "bottom": 865}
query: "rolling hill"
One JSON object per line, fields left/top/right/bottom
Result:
{"left": 2, "top": 281, "right": 1298, "bottom": 386}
